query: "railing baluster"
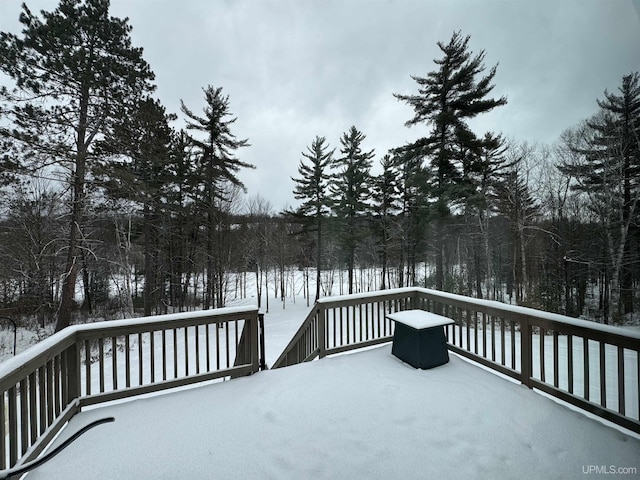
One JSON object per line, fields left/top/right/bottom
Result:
{"left": 46, "top": 361, "right": 53, "bottom": 426}
{"left": 53, "top": 356, "right": 61, "bottom": 416}
{"left": 61, "top": 350, "right": 68, "bottom": 407}
{"left": 500, "top": 318, "right": 505, "bottom": 366}
{"left": 84, "top": 340, "right": 91, "bottom": 396}
{"left": 125, "top": 335, "right": 131, "bottom": 388}
{"left": 600, "top": 342, "right": 606, "bottom": 408}
{"left": 510, "top": 320, "right": 516, "bottom": 369}
{"left": 185, "top": 327, "right": 190, "bottom": 376}
{"left": 451, "top": 310, "right": 456, "bottom": 346}
{"left": 583, "top": 337, "right": 590, "bottom": 401}
{"left": 138, "top": 333, "right": 144, "bottom": 386}
{"left": 195, "top": 326, "right": 200, "bottom": 375}
{"left": 235, "top": 320, "right": 239, "bottom": 360}
{"left": 99, "top": 338, "right": 105, "bottom": 393}
{"left": 553, "top": 331, "right": 559, "bottom": 388}
{"left": 353, "top": 305, "right": 358, "bottom": 343}
{"left": 332, "top": 309, "right": 337, "bottom": 348}
{"left": 490, "top": 316, "right": 495, "bottom": 362}
{"left": 8, "top": 386, "right": 17, "bottom": 467}
{"left": 466, "top": 310, "right": 471, "bottom": 352}
{"left": 205, "top": 325, "right": 211, "bottom": 372}
{"left": 0, "top": 391, "right": 5, "bottom": 469}
{"left": 38, "top": 366, "right": 46, "bottom": 433}
{"left": 29, "top": 372, "right": 37, "bottom": 445}
{"left": 173, "top": 328, "right": 178, "bottom": 379}
{"left": 216, "top": 323, "right": 220, "bottom": 370}
{"left": 381, "top": 301, "right": 386, "bottom": 336}
{"left": 346, "top": 306, "right": 350, "bottom": 344}
{"left": 540, "top": 327, "right": 546, "bottom": 382}
{"left": 20, "top": 378, "right": 28, "bottom": 454}
{"left": 364, "top": 303, "right": 369, "bottom": 341}
{"left": 482, "top": 313, "right": 487, "bottom": 357}
{"left": 617, "top": 347, "right": 625, "bottom": 415}
{"left": 151, "top": 331, "right": 156, "bottom": 382}
{"left": 473, "top": 311, "right": 478, "bottom": 354}
{"left": 112, "top": 336, "right": 118, "bottom": 391}
{"left": 568, "top": 335, "right": 573, "bottom": 394}
{"left": 225, "top": 322, "right": 230, "bottom": 369}
{"left": 163, "top": 329, "right": 168, "bottom": 380}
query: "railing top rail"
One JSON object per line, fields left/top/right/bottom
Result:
{"left": 0, "top": 327, "right": 76, "bottom": 389}
{"left": 413, "top": 288, "right": 640, "bottom": 343}
{"left": 272, "top": 306, "right": 319, "bottom": 369}
{"left": 316, "top": 287, "right": 418, "bottom": 305}
{"left": 0, "top": 305, "right": 260, "bottom": 384}
{"left": 75, "top": 305, "right": 259, "bottom": 340}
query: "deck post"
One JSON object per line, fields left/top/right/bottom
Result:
{"left": 520, "top": 316, "right": 533, "bottom": 388}
{"left": 318, "top": 305, "right": 326, "bottom": 358}
{"left": 65, "top": 341, "right": 80, "bottom": 403}
{"left": 249, "top": 311, "right": 259, "bottom": 374}
{"left": 258, "top": 312, "right": 266, "bottom": 371}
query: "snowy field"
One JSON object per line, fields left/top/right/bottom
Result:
{"left": 24, "top": 344, "right": 640, "bottom": 480}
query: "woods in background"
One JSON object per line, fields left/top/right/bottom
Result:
{"left": 0, "top": 2, "right": 638, "bottom": 328}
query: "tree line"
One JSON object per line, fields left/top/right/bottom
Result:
{"left": 0, "top": 1, "right": 638, "bottom": 332}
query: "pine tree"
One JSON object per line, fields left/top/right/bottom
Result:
{"left": 99, "top": 97, "right": 175, "bottom": 315}
{"left": 394, "top": 31, "right": 507, "bottom": 291}
{"left": 465, "top": 132, "right": 508, "bottom": 299}
{"left": 371, "top": 154, "right": 400, "bottom": 289}
{"left": 165, "top": 130, "right": 199, "bottom": 311}
{"left": 0, "top": 0, "right": 155, "bottom": 331}
{"left": 290, "top": 136, "right": 334, "bottom": 302}
{"left": 181, "top": 86, "right": 253, "bottom": 308}
{"left": 331, "top": 126, "right": 375, "bottom": 294}
{"left": 559, "top": 72, "right": 640, "bottom": 317}
{"left": 393, "top": 150, "right": 430, "bottom": 287}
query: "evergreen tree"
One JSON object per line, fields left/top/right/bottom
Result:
{"left": 331, "top": 126, "right": 375, "bottom": 294}
{"left": 559, "top": 72, "right": 640, "bottom": 317}
{"left": 0, "top": 0, "right": 155, "bottom": 331}
{"left": 394, "top": 30, "right": 507, "bottom": 291}
{"left": 465, "top": 132, "right": 508, "bottom": 299}
{"left": 393, "top": 150, "right": 430, "bottom": 287}
{"left": 371, "top": 154, "right": 400, "bottom": 289}
{"left": 99, "top": 97, "right": 175, "bottom": 315}
{"left": 181, "top": 86, "right": 253, "bottom": 308}
{"left": 165, "top": 130, "right": 199, "bottom": 311}
{"left": 290, "top": 136, "right": 334, "bottom": 302}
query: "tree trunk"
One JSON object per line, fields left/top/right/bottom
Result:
{"left": 56, "top": 86, "right": 90, "bottom": 332}
{"left": 315, "top": 218, "right": 322, "bottom": 302}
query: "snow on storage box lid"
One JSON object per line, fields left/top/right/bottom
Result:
{"left": 386, "top": 309, "right": 454, "bottom": 330}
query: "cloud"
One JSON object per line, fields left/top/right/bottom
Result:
{"left": 1, "top": 0, "right": 638, "bottom": 210}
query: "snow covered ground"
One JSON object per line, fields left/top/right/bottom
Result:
{"left": 9, "top": 291, "right": 637, "bottom": 480}
{"left": 24, "top": 344, "right": 640, "bottom": 480}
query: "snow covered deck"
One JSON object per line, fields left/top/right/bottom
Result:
{"left": 25, "top": 345, "right": 640, "bottom": 480}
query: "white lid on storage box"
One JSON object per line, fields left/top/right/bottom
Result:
{"left": 386, "top": 309, "right": 455, "bottom": 329}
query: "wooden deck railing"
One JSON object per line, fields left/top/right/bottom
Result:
{"left": 272, "top": 287, "right": 640, "bottom": 434}
{"left": 0, "top": 306, "right": 261, "bottom": 470}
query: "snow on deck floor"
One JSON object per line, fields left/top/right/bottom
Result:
{"left": 26, "top": 345, "right": 640, "bottom": 480}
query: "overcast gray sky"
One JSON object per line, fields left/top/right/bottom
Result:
{"left": 1, "top": 0, "right": 639, "bottom": 211}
